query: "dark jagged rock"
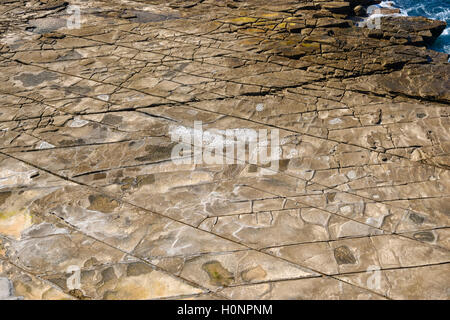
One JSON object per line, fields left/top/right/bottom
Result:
{"left": 380, "top": 16, "right": 447, "bottom": 45}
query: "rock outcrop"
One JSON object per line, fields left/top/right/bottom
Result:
{"left": 0, "top": 0, "right": 449, "bottom": 300}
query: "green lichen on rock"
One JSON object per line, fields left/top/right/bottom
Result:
{"left": 202, "top": 261, "right": 234, "bottom": 286}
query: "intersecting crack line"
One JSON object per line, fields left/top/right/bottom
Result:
{"left": 0, "top": 149, "right": 389, "bottom": 299}
{"left": 0, "top": 244, "right": 77, "bottom": 300}
{"left": 6, "top": 54, "right": 448, "bottom": 181}
{"left": 5, "top": 115, "right": 448, "bottom": 255}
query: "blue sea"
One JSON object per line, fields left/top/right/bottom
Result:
{"left": 393, "top": 0, "right": 450, "bottom": 54}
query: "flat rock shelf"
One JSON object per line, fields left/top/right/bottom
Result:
{"left": 0, "top": 0, "right": 449, "bottom": 300}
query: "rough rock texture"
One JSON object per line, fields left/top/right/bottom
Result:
{"left": 0, "top": 0, "right": 449, "bottom": 300}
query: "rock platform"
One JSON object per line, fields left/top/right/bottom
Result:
{"left": 0, "top": 0, "right": 449, "bottom": 300}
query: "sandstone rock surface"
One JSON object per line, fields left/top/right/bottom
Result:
{"left": 0, "top": 0, "right": 449, "bottom": 300}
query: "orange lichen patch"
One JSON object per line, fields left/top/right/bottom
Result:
{"left": 103, "top": 271, "right": 201, "bottom": 300}
{"left": 0, "top": 240, "right": 5, "bottom": 257}
{"left": 274, "top": 22, "right": 287, "bottom": 30}
{"left": 279, "top": 40, "right": 299, "bottom": 47}
{"left": 241, "top": 265, "right": 267, "bottom": 282}
{"left": 0, "top": 210, "right": 33, "bottom": 239}
{"left": 259, "top": 12, "right": 286, "bottom": 20}
{"left": 300, "top": 41, "right": 321, "bottom": 48}
{"left": 239, "top": 28, "right": 266, "bottom": 34}
{"left": 222, "top": 17, "right": 257, "bottom": 26}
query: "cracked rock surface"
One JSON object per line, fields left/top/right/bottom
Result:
{"left": 0, "top": 0, "right": 449, "bottom": 300}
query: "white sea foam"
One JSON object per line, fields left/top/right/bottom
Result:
{"left": 395, "top": 0, "right": 449, "bottom": 54}
{"left": 367, "top": 1, "right": 408, "bottom": 17}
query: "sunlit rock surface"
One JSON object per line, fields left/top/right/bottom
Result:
{"left": 0, "top": 0, "right": 449, "bottom": 300}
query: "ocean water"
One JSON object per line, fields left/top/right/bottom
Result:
{"left": 393, "top": 0, "right": 450, "bottom": 54}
